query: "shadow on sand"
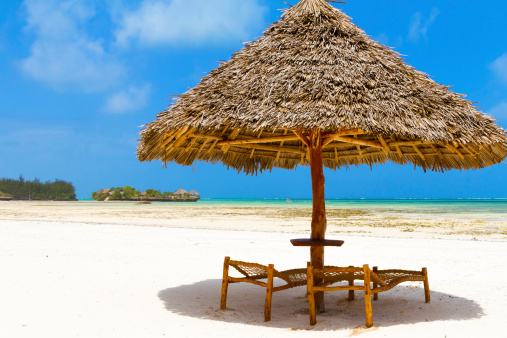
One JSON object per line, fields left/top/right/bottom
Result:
{"left": 158, "top": 278, "right": 483, "bottom": 331}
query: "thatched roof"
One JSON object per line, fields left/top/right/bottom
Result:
{"left": 174, "top": 189, "right": 188, "bottom": 195}
{"left": 189, "top": 190, "right": 199, "bottom": 195}
{"left": 138, "top": 0, "right": 507, "bottom": 174}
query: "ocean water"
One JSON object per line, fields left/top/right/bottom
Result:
{"left": 76, "top": 198, "right": 507, "bottom": 218}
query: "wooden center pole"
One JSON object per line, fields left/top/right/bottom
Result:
{"left": 309, "top": 129, "right": 327, "bottom": 312}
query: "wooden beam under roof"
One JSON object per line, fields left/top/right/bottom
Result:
{"left": 378, "top": 135, "right": 390, "bottom": 154}
{"left": 321, "top": 129, "right": 366, "bottom": 146}
{"left": 216, "top": 128, "right": 365, "bottom": 147}
{"left": 325, "top": 136, "right": 383, "bottom": 149}
{"left": 217, "top": 134, "right": 300, "bottom": 146}
{"left": 232, "top": 143, "right": 306, "bottom": 155}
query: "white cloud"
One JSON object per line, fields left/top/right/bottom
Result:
{"left": 104, "top": 84, "right": 151, "bottom": 113}
{"left": 408, "top": 8, "right": 440, "bottom": 43}
{"left": 20, "top": 0, "right": 124, "bottom": 92}
{"left": 490, "top": 52, "right": 507, "bottom": 84}
{"left": 114, "top": 0, "right": 267, "bottom": 47}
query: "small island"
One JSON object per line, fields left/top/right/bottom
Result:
{"left": 91, "top": 186, "right": 200, "bottom": 202}
{"left": 0, "top": 176, "right": 77, "bottom": 201}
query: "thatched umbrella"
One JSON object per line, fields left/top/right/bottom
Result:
{"left": 189, "top": 190, "right": 200, "bottom": 196}
{"left": 174, "top": 189, "right": 189, "bottom": 196}
{"left": 137, "top": 0, "right": 507, "bottom": 310}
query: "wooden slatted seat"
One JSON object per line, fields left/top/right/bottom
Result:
{"left": 220, "top": 256, "right": 307, "bottom": 321}
{"left": 307, "top": 263, "right": 430, "bottom": 327}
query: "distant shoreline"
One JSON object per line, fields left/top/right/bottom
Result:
{"left": 77, "top": 197, "right": 507, "bottom": 201}
{"left": 117, "top": 198, "right": 198, "bottom": 203}
{"left": 0, "top": 197, "right": 78, "bottom": 202}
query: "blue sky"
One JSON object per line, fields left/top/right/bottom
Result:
{"left": 1, "top": 0, "right": 506, "bottom": 199}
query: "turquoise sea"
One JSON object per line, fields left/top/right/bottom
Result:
{"left": 76, "top": 198, "right": 507, "bottom": 218}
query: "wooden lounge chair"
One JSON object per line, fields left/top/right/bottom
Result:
{"left": 307, "top": 263, "right": 430, "bottom": 327}
{"left": 220, "top": 256, "right": 307, "bottom": 321}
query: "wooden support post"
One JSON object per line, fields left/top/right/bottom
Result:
{"left": 363, "top": 264, "right": 373, "bottom": 328}
{"left": 309, "top": 129, "right": 327, "bottom": 312}
{"left": 422, "top": 267, "right": 430, "bottom": 303}
{"left": 220, "top": 257, "right": 230, "bottom": 310}
{"left": 373, "top": 266, "right": 378, "bottom": 301}
{"left": 348, "top": 265, "right": 355, "bottom": 301}
{"left": 265, "top": 264, "right": 274, "bottom": 322}
{"left": 307, "top": 263, "right": 317, "bottom": 325}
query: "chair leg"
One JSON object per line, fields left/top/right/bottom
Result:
{"left": 307, "top": 263, "right": 317, "bottom": 325}
{"left": 422, "top": 267, "right": 430, "bottom": 303}
{"left": 348, "top": 266, "right": 355, "bottom": 301}
{"left": 372, "top": 266, "right": 378, "bottom": 301}
{"left": 220, "top": 257, "right": 230, "bottom": 310}
{"left": 348, "top": 281, "right": 355, "bottom": 301}
{"left": 363, "top": 264, "right": 373, "bottom": 328}
{"left": 264, "top": 264, "right": 274, "bottom": 322}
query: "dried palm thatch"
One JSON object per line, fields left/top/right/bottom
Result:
{"left": 137, "top": 0, "right": 507, "bottom": 174}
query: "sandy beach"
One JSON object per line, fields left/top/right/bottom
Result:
{"left": 1, "top": 201, "right": 506, "bottom": 337}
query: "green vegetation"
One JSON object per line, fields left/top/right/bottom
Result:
{"left": 91, "top": 186, "right": 200, "bottom": 201}
{"left": 0, "top": 191, "right": 13, "bottom": 199}
{"left": 145, "top": 189, "right": 162, "bottom": 198}
{"left": 0, "top": 176, "right": 76, "bottom": 200}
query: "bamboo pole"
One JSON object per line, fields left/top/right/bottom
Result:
{"left": 307, "top": 263, "right": 317, "bottom": 325}
{"left": 422, "top": 267, "right": 430, "bottom": 303}
{"left": 444, "top": 144, "right": 465, "bottom": 159}
{"left": 220, "top": 256, "right": 230, "bottom": 310}
{"left": 363, "top": 264, "right": 373, "bottom": 327}
{"left": 207, "top": 127, "right": 228, "bottom": 153}
{"left": 430, "top": 144, "right": 443, "bottom": 158}
{"left": 265, "top": 264, "right": 274, "bottom": 322}
{"left": 294, "top": 130, "right": 310, "bottom": 147}
{"left": 378, "top": 135, "right": 390, "bottom": 154}
{"left": 373, "top": 266, "right": 378, "bottom": 301}
{"left": 217, "top": 134, "right": 300, "bottom": 146}
{"left": 321, "top": 129, "right": 366, "bottom": 146}
{"left": 275, "top": 129, "right": 288, "bottom": 161}
{"left": 413, "top": 145, "right": 425, "bottom": 160}
{"left": 348, "top": 265, "right": 355, "bottom": 301}
{"left": 230, "top": 143, "right": 306, "bottom": 155}
{"left": 309, "top": 129, "right": 326, "bottom": 312}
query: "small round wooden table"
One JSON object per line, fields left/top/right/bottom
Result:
{"left": 290, "top": 238, "right": 344, "bottom": 312}
{"left": 290, "top": 238, "right": 344, "bottom": 247}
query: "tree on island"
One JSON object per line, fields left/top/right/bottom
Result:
{"left": 122, "top": 186, "right": 140, "bottom": 199}
{"left": 144, "top": 189, "right": 162, "bottom": 198}
{"left": 162, "top": 191, "right": 174, "bottom": 198}
{"left": 0, "top": 176, "right": 76, "bottom": 200}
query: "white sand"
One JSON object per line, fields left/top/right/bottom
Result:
{"left": 1, "top": 203, "right": 506, "bottom": 337}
